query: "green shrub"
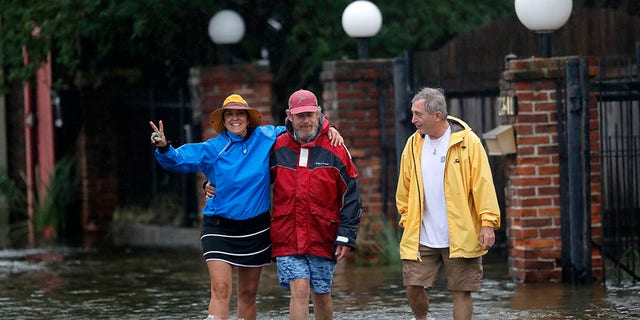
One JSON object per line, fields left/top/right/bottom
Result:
{"left": 34, "top": 156, "right": 80, "bottom": 245}
{"left": 0, "top": 155, "right": 80, "bottom": 247}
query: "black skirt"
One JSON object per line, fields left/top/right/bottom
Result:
{"left": 200, "top": 211, "right": 272, "bottom": 267}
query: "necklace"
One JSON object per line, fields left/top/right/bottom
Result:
{"left": 428, "top": 136, "right": 443, "bottom": 155}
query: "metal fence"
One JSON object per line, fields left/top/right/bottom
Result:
{"left": 592, "top": 48, "right": 640, "bottom": 283}
{"left": 115, "top": 88, "right": 200, "bottom": 227}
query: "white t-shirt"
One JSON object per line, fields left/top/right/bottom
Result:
{"left": 420, "top": 126, "right": 451, "bottom": 248}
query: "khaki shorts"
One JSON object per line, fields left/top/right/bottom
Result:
{"left": 402, "top": 245, "right": 483, "bottom": 291}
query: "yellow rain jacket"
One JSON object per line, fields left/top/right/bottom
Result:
{"left": 395, "top": 116, "right": 501, "bottom": 260}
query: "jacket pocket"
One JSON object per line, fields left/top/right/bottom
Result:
{"left": 270, "top": 211, "right": 294, "bottom": 247}
{"left": 309, "top": 209, "right": 339, "bottom": 247}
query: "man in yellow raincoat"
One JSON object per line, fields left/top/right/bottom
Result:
{"left": 395, "top": 87, "right": 501, "bottom": 320}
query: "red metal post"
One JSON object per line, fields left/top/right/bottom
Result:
{"left": 22, "top": 48, "right": 56, "bottom": 246}
{"left": 36, "top": 52, "right": 55, "bottom": 200}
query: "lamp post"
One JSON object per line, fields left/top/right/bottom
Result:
{"left": 208, "top": 10, "right": 245, "bottom": 64}
{"left": 341, "top": 0, "right": 382, "bottom": 60}
{"left": 515, "top": 0, "right": 572, "bottom": 58}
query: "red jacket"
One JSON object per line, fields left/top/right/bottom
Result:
{"left": 270, "top": 116, "right": 362, "bottom": 260}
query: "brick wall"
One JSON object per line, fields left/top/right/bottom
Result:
{"left": 193, "top": 65, "right": 273, "bottom": 140}
{"left": 321, "top": 59, "right": 398, "bottom": 263}
{"left": 79, "top": 89, "right": 119, "bottom": 246}
{"left": 502, "top": 57, "right": 602, "bottom": 282}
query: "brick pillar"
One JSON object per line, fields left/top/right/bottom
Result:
{"left": 79, "top": 89, "right": 118, "bottom": 247}
{"left": 502, "top": 57, "right": 602, "bottom": 282}
{"left": 189, "top": 64, "right": 273, "bottom": 212}
{"left": 192, "top": 65, "right": 273, "bottom": 139}
{"left": 320, "top": 59, "right": 397, "bottom": 263}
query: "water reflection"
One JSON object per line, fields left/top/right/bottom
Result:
{"left": 0, "top": 247, "right": 639, "bottom": 319}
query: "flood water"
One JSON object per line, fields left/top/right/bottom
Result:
{"left": 1, "top": 247, "right": 639, "bottom": 319}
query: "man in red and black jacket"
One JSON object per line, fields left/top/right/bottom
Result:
{"left": 270, "top": 89, "right": 362, "bottom": 320}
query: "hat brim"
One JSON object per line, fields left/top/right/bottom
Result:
{"left": 209, "top": 106, "right": 262, "bottom": 133}
{"left": 289, "top": 105, "right": 319, "bottom": 115}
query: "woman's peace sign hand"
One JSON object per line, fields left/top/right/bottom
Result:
{"left": 149, "top": 120, "right": 167, "bottom": 147}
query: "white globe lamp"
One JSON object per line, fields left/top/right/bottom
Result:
{"left": 514, "top": 0, "right": 573, "bottom": 57}
{"left": 341, "top": 1, "right": 383, "bottom": 59}
{"left": 208, "top": 10, "right": 245, "bottom": 64}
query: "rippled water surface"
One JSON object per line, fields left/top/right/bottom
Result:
{"left": 1, "top": 247, "right": 639, "bottom": 319}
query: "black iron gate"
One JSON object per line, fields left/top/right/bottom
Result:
{"left": 559, "top": 58, "right": 593, "bottom": 284}
{"left": 116, "top": 88, "right": 200, "bottom": 227}
{"left": 591, "top": 48, "right": 640, "bottom": 284}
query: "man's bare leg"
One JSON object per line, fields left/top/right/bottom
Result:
{"left": 311, "top": 292, "right": 333, "bottom": 320}
{"left": 452, "top": 290, "right": 472, "bottom": 320}
{"left": 289, "top": 278, "right": 311, "bottom": 320}
{"left": 407, "top": 285, "right": 429, "bottom": 320}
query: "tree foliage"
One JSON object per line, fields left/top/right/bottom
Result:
{"left": 3, "top": 0, "right": 636, "bottom": 105}
{"left": 0, "top": 0, "right": 217, "bottom": 90}
{"left": 0, "top": 1, "right": 518, "bottom": 93}
{"left": 3, "top": 0, "right": 639, "bottom": 93}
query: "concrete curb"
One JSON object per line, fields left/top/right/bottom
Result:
{"left": 110, "top": 223, "right": 200, "bottom": 250}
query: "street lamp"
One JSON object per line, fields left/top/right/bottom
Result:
{"left": 515, "top": 0, "right": 572, "bottom": 58}
{"left": 341, "top": 0, "right": 382, "bottom": 60}
{"left": 208, "top": 10, "right": 245, "bottom": 64}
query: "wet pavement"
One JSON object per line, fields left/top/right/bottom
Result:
{"left": 0, "top": 247, "right": 639, "bottom": 319}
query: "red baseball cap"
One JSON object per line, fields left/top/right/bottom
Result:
{"left": 288, "top": 89, "right": 319, "bottom": 114}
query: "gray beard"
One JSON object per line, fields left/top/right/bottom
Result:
{"left": 294, "top": 127, "right": 319, "bottom": 143}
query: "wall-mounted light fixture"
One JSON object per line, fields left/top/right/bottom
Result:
{"left": 483, "top": 125, "right": 517, "bottom": 156}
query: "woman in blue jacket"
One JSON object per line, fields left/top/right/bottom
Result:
{"left": 149, "top": 94, "right": 341, "bottom": 320}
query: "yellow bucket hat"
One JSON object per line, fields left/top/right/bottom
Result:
{"left": 208, "top": 94, "right": 263, "bottom": 133}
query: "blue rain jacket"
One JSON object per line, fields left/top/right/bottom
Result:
{"left": 155, "top": 126, "right": 285, "bottom": 220}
